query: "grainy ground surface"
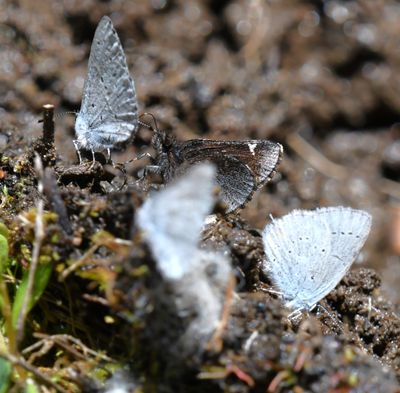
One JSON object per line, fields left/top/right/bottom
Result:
{"left": 1, "top": 1, "right": 400, "bottom": 392}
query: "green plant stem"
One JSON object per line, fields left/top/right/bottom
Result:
{"left": 0, "top": 279, "right": 16, "bottom": 355}
{"left": 16, "top": 200, "right": 44, "bottom": 345}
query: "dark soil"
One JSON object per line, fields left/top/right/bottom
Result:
{"left": 1, "top": 1, "right": 400, "bottom": 392}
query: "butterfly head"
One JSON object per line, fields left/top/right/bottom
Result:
{"left": 138, "top": 112, "right": 175, "bottom": 153}
{"left": 151, "top": 129, "right": 176, "bottom": 155}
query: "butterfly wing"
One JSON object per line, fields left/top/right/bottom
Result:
{"left": 295, "top": 207, "right": 372, "bottom": 308}
{"left": 180, "top": 139, "right": 282, "bottom": 184}
{"left": 175, "top": 139, "right": 281, "bottom": 212}
{"left": 136, "top": 163, "right": 217, "bottom": 280}
{"left": 75, "top": 16, "right": 138, "bottom": 151}
{"left": 226, "top": 140, "right": 283, "bottom": 186}
{"left": 263, "top": 207, "right": 372, "bottom": 311}
{"left": 310, "top": 206, "right": 372, "bottom": 290}
{"left": 316, "top": 207, "right": 372, "bottom": 263}
{"left": 262, "top": 209, "right": 332, "bottom": 310}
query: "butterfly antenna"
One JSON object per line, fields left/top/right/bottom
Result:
{"left": 287, "top": 308, "right": 303, "bottom": 324}
{"left": 40, "top": 111, "right": 77, "bottom": 123}
{"left": 138, "top": 118, "right": 152, "bottom": 129}
{"left": 55, "top": 111, "right": 79, "bottom": 121}
{"left": 139, "top": 112, "right": 161, "bottom": 133}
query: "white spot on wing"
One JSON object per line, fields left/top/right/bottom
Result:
{"left": 248, "top": 142, "right": 257, "bottom": 156}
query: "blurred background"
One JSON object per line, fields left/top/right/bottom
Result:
{"left": 0, "top": 0, "right": 399, "bottom": 303}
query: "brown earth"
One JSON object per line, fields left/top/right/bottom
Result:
{"left": 0, "top": 1, "right": 400, "bottom": 392}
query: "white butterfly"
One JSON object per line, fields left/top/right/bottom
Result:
{"left": 136, "top": 163, "right": 219, "bottom": 280}
{"left": 262, "top": 207, "right": 372, "bottom": 313}
{"left": 74, "top": 16, "right": 138, "bottom": 159}
{"left": 136, "top": 163, "right": 232, "bottom": 350}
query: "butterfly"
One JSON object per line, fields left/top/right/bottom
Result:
{"left": 136, "top": 163, "right": 233, "bottom": 354}
{"left": 262, "top": 207, "right": 372, "bottom": 313}
{"left": 74, "top": 16, "right": 138, "bottom": 161}
{"left": 137, "top": 163, "right": 219, "bottom": 279}
{"left": 147, "top": 128, "right": 283, "bottom": 213}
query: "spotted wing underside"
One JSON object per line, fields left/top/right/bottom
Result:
{"left": 77, "top": 16, "right": 138, "bottom": 150}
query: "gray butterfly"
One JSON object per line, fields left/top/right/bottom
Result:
{"left": 74, "top": 16, "right": 138, "bottom": 160}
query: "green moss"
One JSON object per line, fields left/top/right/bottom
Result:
{"left": 50, "top": 233, "right": 60, "bottom": 243}
{"left": 1, "top": 156, "right": 9, "bottom": 164}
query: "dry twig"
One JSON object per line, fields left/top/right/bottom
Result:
{"left": 16, "top": 155, "right": 45, "bottom": 344}
{"left": 286, "top": 132, "right": 347, "bottom": 180}
{"left": 0, "top": 351, "right": 68, "bottom": 393}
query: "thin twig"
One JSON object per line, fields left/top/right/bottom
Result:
{"left": 286, "top": 132, "right": 347, "bottom": 180}
{"left": 34, "top": 104, "right": 56, "bottom": 166}
{"left": 16, "top": 155, "right": 45, "bottom": 344}
{"left": 82, "top": 293, "right": 110, "bottom": 306}
{"left": 43, "top": 167, "right": 72, "bottom": 235}
{"left": 0, "top": 351, "right": 68, "bottom": 393}
{"left": 42, "top": 104, "right": 55, "bottom": 146}
{"left": 267, "top": 370, "right": 290, "bottom": 392}
{"left": 59, "top": 244, "right": 98, "bottom": 281}
{"left": 32, "top": 333, "right": 113, "bottom": 362}
{"left": 21, "top": 337, "right": 52, "bottom": 356}
{"left": 207, "top": 274, "right": 235, "bottom": 352}
{"left": 379, "top": 177, "right": 400, "bottom": 199}
{"left": 287, "top": 132, "right": 400, "bottom": 199}
{"left": 243, "top": 330, "right": 259, "bottom": 353}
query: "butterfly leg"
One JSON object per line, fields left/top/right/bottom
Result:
{"left": 88, "top": 149, "right": 96, "bottom": 169}
{"left": 114, "top": 152, "right": 153, "bottom": 167}
{"left": 106, "top": 148, "right": 119, "bottom": 168}
{"left": 135, "top": 152, "right": 153, "bottom": 161}
{"left": 72, "top": 140, "right": 83, "bottom": 164}
{"left": 287, "top": 308, "right": 304, "bottom": 322}
{"left": 135, "top": 164, "right": 160, "bottom": 190}
{"left": 136, "top": 164, "right": 159, "bottom": 181}
{"left": 143, "top": 165, "right": 161, "bottom": 176}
